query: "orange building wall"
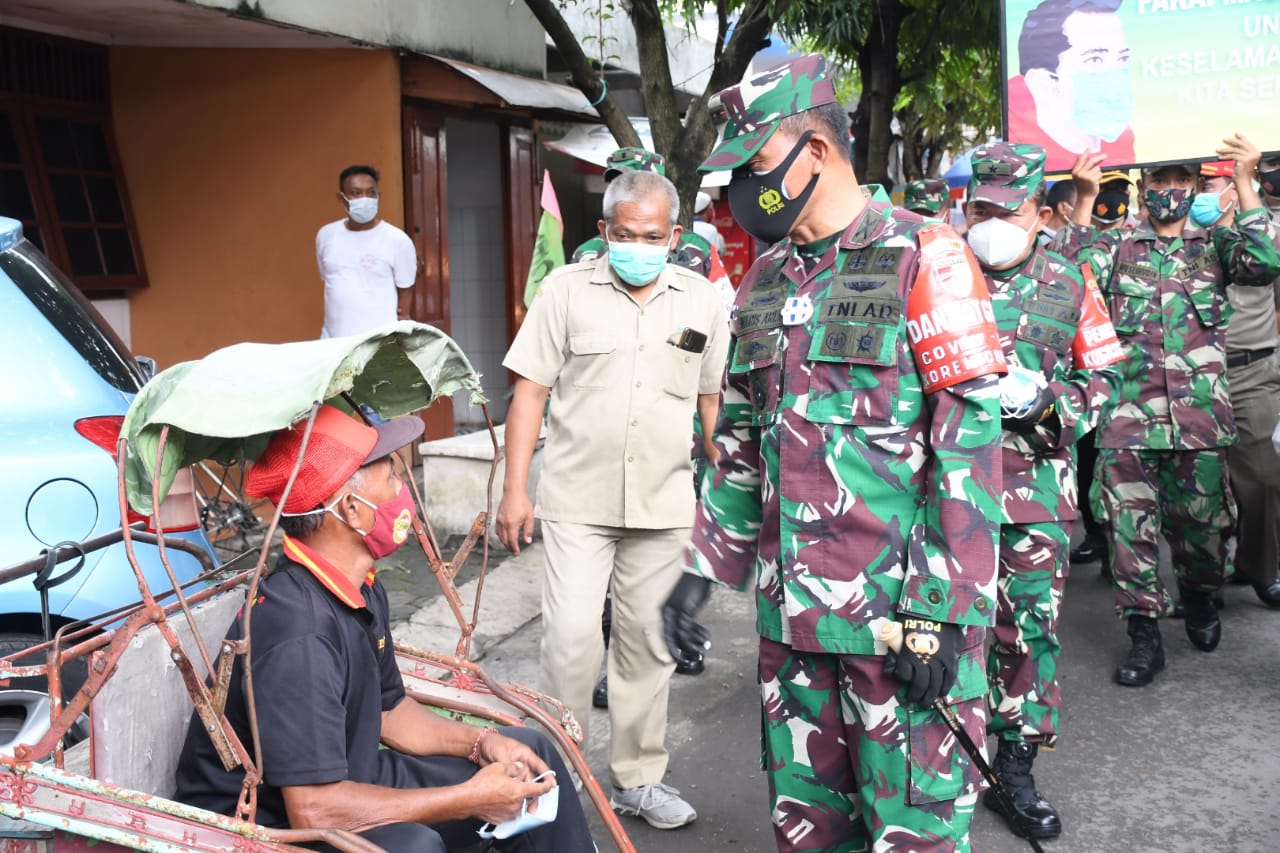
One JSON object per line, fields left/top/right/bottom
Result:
{"left": 110, "top": 48, "right": 404, "bottom": 368}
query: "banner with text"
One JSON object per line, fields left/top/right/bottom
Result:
{"left": 1001, "top": 0, "right": 1280, "bottom": 174}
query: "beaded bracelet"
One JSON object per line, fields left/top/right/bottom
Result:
{"left": 468, "top": 726, "right": 498, "bottom": 764}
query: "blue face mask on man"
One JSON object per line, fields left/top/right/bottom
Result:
{"left": 607, "top": 240, "right": 672, "bottom": 287}
{"left": 1190, "top": 191, "right": 1231, "bottom": 228}
{"left": 1067, "top": 68, "right": 1134, "bottom": 142}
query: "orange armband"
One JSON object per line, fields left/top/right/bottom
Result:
{"left": 906, "top": 225, "right": 1007, "bottom": 393}
{"left": 1073, "top": 263, "right": 1124, "bottom": 370}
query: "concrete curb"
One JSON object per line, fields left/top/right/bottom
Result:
{"left": 391, "top": 542, "right": 544, "bottom": 661}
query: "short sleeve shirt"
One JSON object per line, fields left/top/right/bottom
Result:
{"left": 317, "top": 219, "right": 418, "bottom": 338}
{"left": 503, "top": 255, "right": 729, "bottom": 529}
{"left": 174, "top": 536, "right": 404, "bottom": 828}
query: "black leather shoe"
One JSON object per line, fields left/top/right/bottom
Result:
{"left": 1070, "top": 538, "right": 1105, "bottom": 564}
{"left": 1115, "top": 616, "right": 1165, "bottom": 686}
{"left": 1180, "top": 586, "right": 1222, "bottom": 652}
{"left": 1254, "top": 578, "right": 1280, "bottom": 608}
{"left": 592, "top": 675, "right": 608, "bottom": 709}
{"left": 983, "top": 741, "right": 1062, "bottom": 840}
{"left": 675, "top": 651, "right": 705, "bottom": 676}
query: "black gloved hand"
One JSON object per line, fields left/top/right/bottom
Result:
{"left": 1002, "top": 384, "right": 1057, "bottom": 435}
{"left": 662, "top": 573, "right": 712, "bottom": 667}
{"left": 884, "top": 617, "right": 962, "bottom": 706}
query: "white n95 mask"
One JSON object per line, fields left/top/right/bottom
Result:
{"left": 477, "top": 771, "right": 560, "bottom": 840}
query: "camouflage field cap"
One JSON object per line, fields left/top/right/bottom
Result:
{"left": 967, "top": 142, "right": 1047, "bottom": 210}
{"left": 699, "top": 54, "right": 836, "bottom": 174}
{"left": 1141, "top": 162, "right": 1195, "bottom": 178}
{"left": 904, "top": 178, "right": 950, "bottom": 215}
{"left": 604, "top": 147, "right": 666, "bottom": 181}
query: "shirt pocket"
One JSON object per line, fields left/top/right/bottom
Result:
{"left": 567, "top": 333, "right": 616, "bottom": 389}
{"left": 1183, "top": 269, "right": 1226, "bottom": 328}
{"left": 1109, "top": 276, "right": 1156, "bottom": 336}
{"left": 727, "top": 329, "right": 783, "bottom": 426}
{"left": 662, "top": 344, "right": 701, "bottom": 399}
{"left": 803, "top": 321, "right": 900, "bottom": 425}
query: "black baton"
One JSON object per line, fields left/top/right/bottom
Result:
{"left": 880, "top": 621, "right": 1045, "bottom": 853}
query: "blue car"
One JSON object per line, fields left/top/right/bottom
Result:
{"left": 0, "top": 216, "right": 219, "bottom": 755}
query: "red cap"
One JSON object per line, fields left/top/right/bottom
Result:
{"left": 1200, "top": 160, "right": 1234, "bottom": 178}
{"left": 245, "top": 404, "right": 423, "bottom": 514}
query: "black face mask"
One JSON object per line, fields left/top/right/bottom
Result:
{"left": 728, "top": 131, "right": 820, "bottom": 245}
{"left": 1261, "top": 168, "right": 1280, "bottom": 200}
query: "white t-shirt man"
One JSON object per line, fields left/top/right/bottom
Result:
{"left": 316, "top": 220, "right": 417, "bottom": 338}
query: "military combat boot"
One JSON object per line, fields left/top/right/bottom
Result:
{"left": 1180, "top": 585, "right": 1222, "bottom": 652}
{"left": 983, "top": 740, "right": 1062, "bottom": 840}
{"left": 1115, "top": 615, "right": 1165, "bottom": 686}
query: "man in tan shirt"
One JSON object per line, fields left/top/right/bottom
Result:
{"left": 497, "top": 169, "right": 728, "bottom": 830}
{"left": 1217, "top": 156, "right": 1280, "bottom": 606}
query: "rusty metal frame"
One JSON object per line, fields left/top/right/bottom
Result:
{"left": 0, "top": 397, "right": 635, "bottom": 853}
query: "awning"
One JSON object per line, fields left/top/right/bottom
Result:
{"left": 402, "top": 54, "right": 599, "bottom": 120}
{"left": 543, "top": 119, "right": 730, "bottom": 187}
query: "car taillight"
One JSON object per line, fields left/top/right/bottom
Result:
{"left": 73, "top": 416, "right": 200, "bottom": 532}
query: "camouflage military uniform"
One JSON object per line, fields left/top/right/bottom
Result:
{"left": 904, "top": 178, "right": 950, "bottom": 218}
{"left": 688, "top": 198, "right": 1007, "bottom": 852}
{"left": 967, "top": 145, "right": 1121, "bottom": 750}
{"left": 688, "top": 57, "right": 1011, "bottom": 851}
{"left": 1057, "top": 204, "right": 1280, "bottom": 618}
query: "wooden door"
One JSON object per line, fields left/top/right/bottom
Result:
{"left": 502, "top": 124, "right": 538, "bottom": 342}
{"left": 401, "top": 103, "right": 453, "bottom": 438}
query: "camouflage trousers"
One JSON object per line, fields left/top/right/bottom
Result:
{"left": 1093, "top": 447, "right": 1236, "bottom": 619}
{"left": 987, "top": 521, "right": 1069, "bottom": 747}
{"left": 758, "top": 637, "right": 986, "bottom": 853}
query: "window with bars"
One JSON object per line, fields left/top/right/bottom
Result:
{"left": 0, "top": 27, "right": 146, "bottom": 292}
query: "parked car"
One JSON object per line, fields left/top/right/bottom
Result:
{"left": 0, "top": 216, "right": 219, "bottom": 755}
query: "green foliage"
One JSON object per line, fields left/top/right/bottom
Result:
{"left": 780, "top": 0, "right": 1000, "bottom": 178}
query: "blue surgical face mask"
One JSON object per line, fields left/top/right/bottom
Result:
{"left": 1190, "top": 191, "right": 1229, "bottom": 228}
{"left": 1067, "top": 68, "right": 1134, "bottom": 142}
{"left": 345, "top": 196, "right": 378, "bottom": 225}
{"left": 607, "top": 240, "right": 671, "bottom": 287}
{"left": 477, "top": 772, "right": 560, "bottom": 840}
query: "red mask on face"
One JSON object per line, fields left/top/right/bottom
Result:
{"left": 334, "top": 481, "right": 416, "bottom": 559}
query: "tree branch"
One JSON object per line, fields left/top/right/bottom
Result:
{"left": 522, "top": 0, "right": 642, "bottom": 149}
{"left": 627, "top": 0, "right": 680, "bottom": 155}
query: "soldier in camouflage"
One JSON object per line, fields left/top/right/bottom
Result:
{"left": 661, "top": 54, "right": 1009, "bottom": 852}
{"left": 904, "top": 178, "right": 951, "bottom": 219}
{"left": 963, "top": 142, "right": 1122, "bottom": 841}
{"left": 1060, "top": 137, "right": 1280, "bottom": 687}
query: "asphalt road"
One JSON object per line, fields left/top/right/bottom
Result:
{"left": 475, "top": 535, "right": 1280, "bottom": 853}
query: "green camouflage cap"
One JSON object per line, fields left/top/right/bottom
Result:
{"left": 699, "top": 54, "right": 836, "bottom": 174}
{"left": 904, "top": 178, "right": 950, "bottom": 215}
{"left": 603, "top": 147, "right": 665, "bottom": 181}
{"left": 967, "top": 142, "right": 1046, "bottom": 210}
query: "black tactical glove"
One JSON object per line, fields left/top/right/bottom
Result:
{"left": 884, "top": 617, "right": 962, "bottom": 706}
{"left": 662, "top": 573, "right": 712, "bottom": 668}
{"left": 1002, "top": 384, "right": 1057, "bottom": 435}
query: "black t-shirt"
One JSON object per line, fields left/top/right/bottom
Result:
{"left": 175, "top": 537, "right": 404, "bottom": 827}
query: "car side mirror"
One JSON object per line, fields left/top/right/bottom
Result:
{"left": 135, "top": 355, "right": 157, "bottom": 384}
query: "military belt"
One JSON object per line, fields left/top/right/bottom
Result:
{"left": 1226, "top": 347, "right": 1275, "bottom": 368}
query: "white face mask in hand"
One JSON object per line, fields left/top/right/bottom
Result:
{"left": 477, "top": 771, "right": 560, "bottom": 840}
{"left": 967, "top": 216, "right": 1035, "bottom": 269}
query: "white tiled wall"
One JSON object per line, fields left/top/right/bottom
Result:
{"left": 445, "top": 118, "right": 510, "bottom": 426}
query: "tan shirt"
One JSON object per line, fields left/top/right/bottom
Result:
{"left": 1226, "top": 201, "right": 1280, "bottom": 353}
{"left": 503, "top": 256, "right": 729, "bottom": 529}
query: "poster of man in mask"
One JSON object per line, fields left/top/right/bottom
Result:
{"left": 1002, "top": 0, "right": 1278, "bottom": 173}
